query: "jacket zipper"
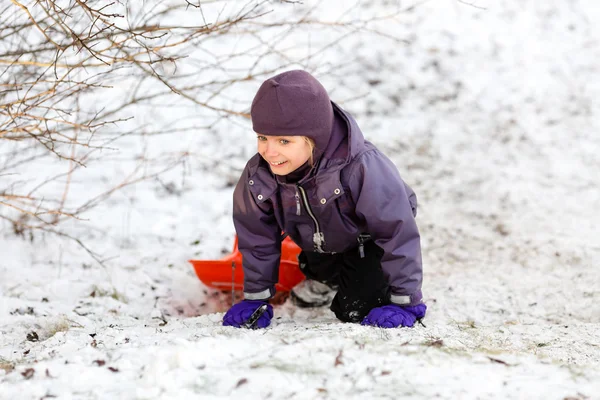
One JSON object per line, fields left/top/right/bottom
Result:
{"left": 294, "top": 189, "right": 301, "bottom": 216}
{"left": 297, "top": 185, "right": 325, "bottom": 253}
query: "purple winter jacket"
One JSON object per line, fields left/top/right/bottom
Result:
{"left": 233, "top": 103, "right": 423, "bottom": 306}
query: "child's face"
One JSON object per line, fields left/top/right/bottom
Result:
{"left": 257, "top": 135, "right": 312, "bottom": 176}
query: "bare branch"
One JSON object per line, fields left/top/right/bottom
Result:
{"left": 9, "top": 0, "right": 64, "bottom": 50}
{"left": 1, "top": 0, "right": 426, "bottom": 267}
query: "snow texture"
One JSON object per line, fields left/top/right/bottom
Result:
{"left": 1, "top": 0, "right": 599, "bottom": 399}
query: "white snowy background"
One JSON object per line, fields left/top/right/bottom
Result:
{"left": 1, "top": 0, "right": 599, "bottom": 399}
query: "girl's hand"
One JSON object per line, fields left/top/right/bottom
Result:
{"left": 223, "top": 300, "right": 273, "bottom": 329}
{"left": 361, "top": 303, "right": 427, "bottom": 328}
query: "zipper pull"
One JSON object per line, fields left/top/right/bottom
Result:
{"left": 357, "top": 235, "right": 366, "bottom": 258}
{"left": 313, "top": 232, "right": 325, "bottom": 253}
{"left": 295, "top": 188, "right": 301, "bottom": 216}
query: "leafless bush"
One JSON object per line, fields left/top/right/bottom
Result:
{"left": 0, "top": 0, "right": 411, "bottom": 260}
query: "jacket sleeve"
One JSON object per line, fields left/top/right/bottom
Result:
{"left": 348, "top": 150, "right": 423, "bottom": 306}
{"left": 232, "top": 164, "right": 282, "bottom": 300}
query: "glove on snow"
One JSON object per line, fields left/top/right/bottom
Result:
{"left": 361, "top": 303, "right": 427, "bottom": 328}
{"left": 222, "top": 300, "right": 273, "bottom": 329}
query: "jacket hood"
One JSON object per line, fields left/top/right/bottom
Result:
{"left": 317, "top": 102, "right": 367, "bottom": 171}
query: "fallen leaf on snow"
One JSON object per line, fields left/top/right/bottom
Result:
{"left": 0, "top": 361, "right": 15, "bottom": 373}
{"left": 334, "top": 350, "right": 343, "bottom": 366}
{"left": 21, "top": 368, "right": 35, "bottom": 379}
{"left": 235, "top": 378, "right": 248, "bottom": 388}
{"left": 425, "top": 339, "right": 444, "bottom": 347}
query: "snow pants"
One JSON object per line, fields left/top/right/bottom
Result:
{"left": 297, "top": 239, "right": 390, "bottom": 323}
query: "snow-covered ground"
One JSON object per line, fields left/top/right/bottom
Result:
{"left": 1, "top": 0, "right": 599, "bottom": 399}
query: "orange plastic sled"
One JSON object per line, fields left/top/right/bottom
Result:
{"left": 189, "top": 236, "right": 305, "bottom": 292}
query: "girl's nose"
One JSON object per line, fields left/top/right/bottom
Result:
{"left": 264, "top": 140, "right": 278, "bottom": 157}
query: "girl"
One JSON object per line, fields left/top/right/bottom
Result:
{"left": 223, "top": 70, "right": 426, "bottom": 329}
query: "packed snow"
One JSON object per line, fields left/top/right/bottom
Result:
{"left": 1, "top": 0, "right": 599, "bottom": 399}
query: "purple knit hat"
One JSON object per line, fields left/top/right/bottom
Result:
{"left": 250, "top": 70, "right": 334, "bottom": 160}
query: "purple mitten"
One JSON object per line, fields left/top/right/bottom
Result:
{"left": 361, "top": 303, "right": 427, "bottom": 328}
{"left": 222, "top": 300, "right": 273, "bottom": 329}
{"left": 402, "top": 303, "right": 427, "bottom": 320}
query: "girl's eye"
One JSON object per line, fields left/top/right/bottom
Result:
{"left": 257, "top": 135, "right": 267, "bottom": 141}
{"left": 279, "top": 139, "right": 290, "bottom": 145}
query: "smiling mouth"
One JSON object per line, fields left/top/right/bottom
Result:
{"left": 269, "top": 161, "right": 288, "bottom": 167}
